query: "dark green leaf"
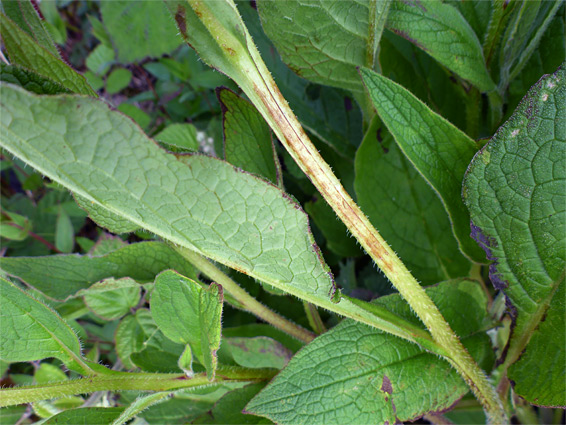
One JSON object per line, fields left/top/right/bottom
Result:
{"left": 464, "top": 64, "right": 565, "bottom": 407}
{"left": 360, "top": 68, "right": 485, "bottom": 262}
{"left": 219, "top": 88, "right": 280, "bottom": 185}
{"left": 0, "top": 63, "right": 70, "bottom": 95}
{"left": 247, "top": 279, "right": 493, "bottom": 424}
{"left": 42, "top": 407, "right": 125, "bottom": 425}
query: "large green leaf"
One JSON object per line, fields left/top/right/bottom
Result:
{"left": 42, "top": 407, "right": 125, "bottom": 425}
{"left": 0, "top": 277, "right": 93, "bottom": 375}
{"left": 99, "top": 1, "right": 183, "bottom": 64}
{"left": 246, "top": 279, "right": 493, "bottom": 424}
{"left": 257, "top": 0, "right": 391, "bottom": 94}
{"left": 0, "top": 241, "right": 195, "bottom": 300}
{"left": 219, "top": 88, "right": 280, "bottom": 185}
{"left": 464, "top": 64, "right": 565, "bottom": 407}
{"left": 0, "top": 14, "right": 95, "bottom": 96}
{"left": 360, "top": 68, "right": 485, "bottom": 262}
{"left": 152, "top": 270, "right": 223, "bottom": 379}
{"left": 386, "top": 0, "right": 495, "bottom": 92}
{"left": 355, "top": 125, "right": 470, "bottom": 283}
{"left": 0, "top": 84, "right": 338, "bottom": 311}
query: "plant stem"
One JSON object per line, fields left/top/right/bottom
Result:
{"left": 303, "top": 301, "right": 326, "bottom": 334}
{"left": 185, "top": 2, "right": 507, "bottom": 422}
{"left": 0, "top": 366, "right": 276, "bottom": 408}
{"left": 174, "top": 246, "right": 316, "bottom": 344}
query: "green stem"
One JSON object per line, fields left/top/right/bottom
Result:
{"left": 303, "top": 301, "right": 326, "bottom": 334}
{"left": 175, "top": 246, "right": 316, "bottom": 344}
{"left": 185, "top": 2, "right": 507, "bottom": 422}
{"left": 0, "top": 367, "right": 276, "bottom": 408}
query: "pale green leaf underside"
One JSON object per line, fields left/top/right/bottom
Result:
{"left": 360, "top": 68, "right": 485, "bottom": 262}
{"left": 152, "top": 270, "right": 223, "bottom": 379}
{"left": 74, "top": 193, "right": 140, "bottom": 234}
{"left": 0, "top": 84, "right": 336, "bottom": 311}
{"left": 355, "top": 130, "right": 470, "bottom": 283}
{"left": 0, "top": 14, "right": 95, "bottom": 96}
{"left": 0, "top": 241, "right": 196, "bottom": 300}
{"left": 0, "top": 277, "right": 92, "bottom": 375}
{"left": 82, "top": 277, "right": 141, "bottom": 321}
{"left": 464, "top": 64, "right": 565, "bottom": 407}
{"left": 247, "top": 280, "right": 492, "bottom": 424}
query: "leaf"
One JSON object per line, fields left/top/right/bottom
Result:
{"left": 499, "top": 0, "right": 563, "bottom": 89}
{"left": 111, "top": 392, "right": 172, "bottom": 425}
{"left": 154, "top": 123, "right": 199, "bottom": 153}
{"left": 386, "top": 0, "right": 495, "bottom": 92}
{"left": 55, "top": 207, "right": 74, "bottom": 253}
{"left": 0, "top": 84, "right": 340, "bottom": 316}
{"left": 0, "top": 276, "right": 93, "bottom": 375}
{"left": 0, "top": 14, "right": 95, "bottom": 96}
{"left": 246, "top": 279, "right": 493, "bottom": 424}
{"left": 2, "top": 0, "right": 61, "bottom": 58}
{"left": 0, "top": 241, "right": 196, "bottom": 300}
{"left": 463, "top": 64, "right": 565, "bottom": 407}
{"left": 257, "top": 0, "right": 391, "bottom": 94}
{"left": 152, "top": 270, "right": 223, "bottom": 379}
{"left": 42, "top": 407, "right": 125, "bottom": 425}
{"left": 0, "top": 63, "right": 70, "bottom": 95}
{"left": 85, "top": 44, "right": 115, "bottom": 77}
{"left": 222, "top": 337, "right": 293, "bottom": 370}
{"left": 238, "top": 0, "right": 363, "bottom": 158}
{"left": 355, "top": 126, "right": 471, "bottom": 283}
{"left": 106, "top": 68, "right": 133, "bottom": 94}
{"left": 100, "top": 1, "right": 183, "bottom": 64}
{"left": 82, "top": 278, "right": 141, "bottom": 321}
{"left": 219, "top": 88, "right": 280, "bottom": 185}
{"left": 360, "top": 68, "right": 486, "bottom": 262}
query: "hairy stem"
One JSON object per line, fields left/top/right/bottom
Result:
{"left": 175, "top": 246, "right": 316, "bottom": 344}
{"left": 0, "top": 367, "right": 276, "bottom": 408}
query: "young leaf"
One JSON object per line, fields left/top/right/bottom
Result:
{"left": 152, "top": 270, "right": 223, "bottom": 379}
{"left": 464, "top": 64, "right": 565, "bottom": 407}
{"left": 219, "top": 88, "right": 280, "bottom": 185}
{"left": 82, "top": 278, "right": 141, "bottom": 321}
{"left": 355, "top": 126, "right": 471, "bottom": 283}
{"left": 105, "top": 68, "right": 132, "bottom": 94}
{"left": 99, "top": 1, "right": 182, "bottom": 64}
{"left": 111, "top": 392, "right": 172, "bottom": 425}
{"left": 0, "top": 14, "right": 95, "bottom": 96}
{"left": 386, "top": 0, "right": 495, "bottom": 92}
{"left": 360, "top": 68, "right": 486, "bottom": 262}
{"left": 0, "top": 276, "right": 93, "bottom": 375}
{"left": 115, "top": 309, "right": 161, "bottom": 369}
{"left": 2, "top": 0, "right": 61, "bottom": 58}
{"left": 246, "top": 279, "right": 493, "bottom": 424}
{"left": 154, "top": 123, "right": 199, "bottom": 153}
{"left": 0, "top": 241, "right": 196, "bottom": 300}
{"left": 257, "top": 0, "right": 391, "bottom": 94}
